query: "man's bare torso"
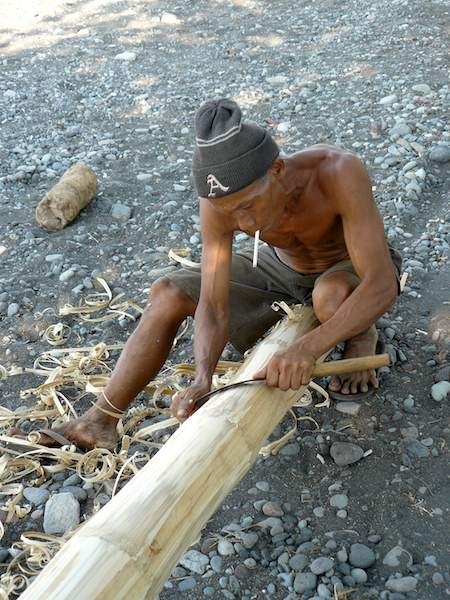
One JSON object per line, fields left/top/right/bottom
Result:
{"left": 236, "top": 145, "right": 354, "bottom": 273}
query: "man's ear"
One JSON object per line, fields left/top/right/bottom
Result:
{"left": 270, "top": 158, "right": 285, "bottom": 178}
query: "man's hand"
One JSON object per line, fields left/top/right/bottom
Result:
{"left": 171, "top": 381, "right": 211, "bottom": 422}
{"left": 253, "top": 343, "right": 317, "bottom": 391}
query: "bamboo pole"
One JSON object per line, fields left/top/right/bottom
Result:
{"left": 20, "top": 306, "right": 321, "bottom": 600}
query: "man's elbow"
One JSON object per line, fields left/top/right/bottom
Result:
{"left": 379, "top": 276, "right": 398, "bottom": 312}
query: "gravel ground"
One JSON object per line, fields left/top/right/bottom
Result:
{"left": 0, "top": 0, "right": 449, "bottom": 598}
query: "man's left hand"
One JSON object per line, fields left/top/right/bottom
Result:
{"left": 253, "top": 343, "right": 317, "bottom": 390}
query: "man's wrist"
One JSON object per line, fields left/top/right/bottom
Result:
{"left": 193, "top": 372, "right": 212, "bottom": 388}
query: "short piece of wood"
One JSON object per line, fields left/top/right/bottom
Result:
{"left": 20, "top": 305, "right": 320, "bottom": 600}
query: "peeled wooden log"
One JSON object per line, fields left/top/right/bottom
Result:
{"left": 21, "top": 306, "right": 322, "bottom": 600}
{"left": 35, "top": 163, "right": 97, "bottom": 231}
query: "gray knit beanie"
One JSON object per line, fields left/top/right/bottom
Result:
{"left": 192, "top": 99, "right": 279, "bottom": 199}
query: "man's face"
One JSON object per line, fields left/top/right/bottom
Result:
{"left": 209, "top": 173, "right": 284, "bottom": 234}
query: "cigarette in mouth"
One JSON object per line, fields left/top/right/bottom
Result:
{"left": 252, "top": 229, "right": 260, "bottom": 268}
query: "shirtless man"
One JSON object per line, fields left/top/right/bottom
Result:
{"left": 20, "top": 99, "right": 401, "bottom": 449}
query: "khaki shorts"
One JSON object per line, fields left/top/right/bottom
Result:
{"left": 165, "top": 244, "right": 402, "bottom": 354}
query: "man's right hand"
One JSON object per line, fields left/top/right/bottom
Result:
{"left": 171, "top": 382, "right": 211, "bottom": 422}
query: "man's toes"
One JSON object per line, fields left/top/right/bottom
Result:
{"left": 360, "top": 381, "right": 369, "bottom": 393}
{"left": 329, "top": 376, "right": 342, "bottom": 392}
{"left": 340, "top": 380, "right": 351, "bottom": 394}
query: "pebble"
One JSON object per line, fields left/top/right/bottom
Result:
{"left": 111, "top": 202, "right": 132, "bottom": 221}
{"left": 178, "top": 549, "right": 208, "bottom": 575}
{"left": 349, "top": 543, "right": 376, "bottom": 568}
{"left": 432, "top": 572, "right": 444, "bottom": 585}
{"left": 379, "top": 94, "right": 397, "bottom": 105}
{"left": 217, "top": 540, "right": 235, "bottom": 556}
{"left": 262, "top": 502, "right": 284, "bottom": 517}
{"left": 289, "top": 553, "right": 308, "bottom": 571}
{"left": 310, "top": 556, "right": 334, "bottom": 575}
{"left": 335, "top": 402, "right": 361, "bottom": 416}
{"left": 7, "top": 303, "right": 19, "bottom": 317}
{"left": 255, "top": 481, "right": 269, "bottom": 492}
{"left": 329, "top": 494, "right": 348, "bottom": 509}
{"left": 114, "top": 51, "right": 137, "bottom": 61}
{"left": 59, "top": 269, "right": 75, "bottom": 282}
{"left": 43, "top": 493, "right": 80, "bottom": 534}
{"left": 210, "top": 555, "right": 223, "bottom": 573}
{"left": 429, "top": 145, "right": 450, "bottom": 163}
{"left": 178, "top": 577, "right": 196, "bottom": 592}
{"left": 382, "top": 546, "right": 412, "bottom": 569}
{"left": 279, "top": 442, "right": 300, "bottom": 456}
{"left": 430, "top": 381, "right": 450, "bottom": 402}
{"left": 330, "top": 442, "right": 364, "bottom": 466}
{"left": 385, "top": 576, "right": 417, "bottom": 593}
{"left": 63, "top": 486, "right": 88, "bottom": 502}
{"left": 23, "top": 487, "right": 50, "bottom": 506}
{"left": 294, "top": 572, "right": 317, "bottom": 594}
{"left": 351, "top": 568, "right": 368, "bottom": 583}
{"left": 313, "top": 506, "right": 325, "bottom": 518}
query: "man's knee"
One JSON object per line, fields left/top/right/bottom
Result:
{"left": 148, "top": 278, "right": 196, "bottom": 318}
{"left": 312, "top": 271, "right": 359, "bottom": 322}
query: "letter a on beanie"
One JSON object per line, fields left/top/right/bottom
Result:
{"left": 192, "top": 99, "right": 279, "bottom": 198}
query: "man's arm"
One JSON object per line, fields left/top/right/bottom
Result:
{"left": 254, "top": 154, "right": 398, "bottom": 389}
{"left": 172, "top": 198, "right": 233, "bottom": 419}
{"left": 302, "top": 154, "right": 397, "bottom": 356}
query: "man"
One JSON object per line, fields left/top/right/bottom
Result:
{"left": 22, "top": 99, "right": 401, "bottom": 450}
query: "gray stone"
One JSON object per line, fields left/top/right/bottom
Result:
{"left": 405, "top": 440, "right": 430, "bottom": 458}
{"left": 63, "top": 486, "right": 87, "bottom": 502}
{"left": 210, "top": 555, "right": 223, "bottom": 573}
{"left": 7, "top": 303, "right": 19, "bottom": 317}
{"left": 313, "top": 506, "right": 325, "bottom": 518}
{"left": 335, "top": 402, "right": 361, "bottom": 416}
{"left": 59, "top": 269, "right": 75, "bottom": 282}
{"left": 412, "top": 83, "right": 431, "bottom": 94}
{"left": 63, "top": 474, "right": 82, "bottom": 487}
{"left": 330, "top": 494, "right": 348, "bottom": 509}
{"left": 178, "top": 577, "right": 197, "bottom": 592}
{"left": 330, "top": 442, "right": 364, "bottom": 466}
{"left": 23, "top": 487, "right": 50, "bottom": 506}
{"left": 262, "top": 501, "right": 284, "bottom": 517}
{"left": 351, "top": 568, "right": 368, "bottom": 584}
{"left": 280, "top": 442, "right": 300, "bottom": 456}
{"left": 294, "top": 572, "right": 317, "bottom": 594}
{"left": 43, "top": 493, "right": 80, "bottom": 534}
{"left": 429, "top": 145, "right": 450, "bottom": 163}
{"left": 179, "top": 549, "right": 209, "bottom": 575}
{"left": 431, "top": 381, "right": 450, "bottom": 402}
{"left": 349, "top": 544, "right": 376, "bottom": 568}
{"left": 385, "top": 576, "right": 418, "bottom": 593}
{"left": 310, "top": 556, "right": 334, "bottom": 575}
{"left": 114, "top": 51, "right": 137, "bottom": 61}
{"left": 111, "top": 202, "right": 132, "bottom": 221}
{"left": 217, "top": 540, "right": 235, "bottom": 556}
{"left": 289, "top": 553, "right": 308, "bottom": 571}
{"left": 255, "top": 481, "right": 269, "bottom": 492}
{"left": 432, "top": 572, "right": 444, "bottom": 585}
{"left": 239, "top": 532, "right": 259, "bottom": 549}
{"left": 379, "top": 94, "right": 397, "bottom": 105}
{"left": 383, "top": 546, "right": 413, "bottom": 569}
{"left": 337, "top": 548, "right": 348, "bottom": 563}
{"left": 317, "top": 583, "right": 331, "bottom": 598}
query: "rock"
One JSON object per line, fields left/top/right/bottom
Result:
{"left": 43, "top": 493, "right": 80, "bottom": 534}
{"left": 429, "top": 145, "right": 450, "bottom": 163}
{"left": 379, "top": 94, "right": 397, "bottom": 105}
{"left": 383, "top": 546, "right": 413, "bottom": 569}
{"left": 7, "top": 303, "right": 19, "bottom": 317}
{"left": 313, "top": 506, "right": 325, "bottom": 518}
{"left": 310, "top": 556, "right": 334, "bottom": 575}
{"left": 405, "top": 440, "right": 430, "bottom": 458}
{"left": 217, "top": 540, "right": 235, "bottom": 556}
{"left": 111, "top": 202, "right": 132, "bottom": 221}
{"left": 23, "top": 487, "right": 50, "bottom": 506}
{"left": 210, "top": 555, "right": 223, "bottom": 573}
{"left": 294, "top": 572, "right": 317, "bottom": 594}
{"left": 289, "top": 553, "right": 308, "bottom": 571}
{"left": 432, "top": 572, "right": 444, "bottom": 585}
{"left": 114, "top": 51, "right": 137, "bottom": 61}
{"left": 337, "top": 548, "right": 348, "bottom": 563}
{"left": 412, "top": 83, "right": 431, "bottom": 94}
{"left": 179, "top": 549, "right": 209, "bottom": 575}
{"left": 330, "top": 494, "right": 348, "bottom": 509}
{"left": 431, "top": 381, "right": 450, "bottom": 402}
{"left": 262, "top": 501, "right": 284, "bottom": 517}
{"left": 178, "top": 577, "right": 196, "bottom": 592}
{"left": 330, "top": 442, "right": 364, "bottom": 466}
{"left": 239, "top": 532, "right": 258, "bottom": 549}
{"left": 349, "top": 544, "right": 376, "bottom": 568}
{"left": 351, "top": 568, "right": 368, "bottom": 584}
{"left": 277, "top": 122, "right": 291, "bottom": 134}
{"left": 59, "top": 269, "right": 75, "bottom": 283}
{"left": 385, "top": 576, "right": 418, "bottom": 593}
{"left": 335, "top": 402, "right": 361, "bottom": 416}
{"left": 255, "top": 481, "right": 269, "bottom": 492}
{"left": 279, "top": 442, "right": 300, "bottom": 456}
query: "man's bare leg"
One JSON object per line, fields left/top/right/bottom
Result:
{"left": 31, "top": 279, "right": 197, "bottom": 449}
{"left": 312, "top": 271, "right": 379, "bottom": 395}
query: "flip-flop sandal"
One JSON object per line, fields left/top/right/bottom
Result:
{"left": 328, "top": 339, "right": 386, "bottom": 402}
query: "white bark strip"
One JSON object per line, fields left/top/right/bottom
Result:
{"left": 20, "top": 306, "right": 319, "bottom": 600}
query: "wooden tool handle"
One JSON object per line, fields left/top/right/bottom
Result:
{"left": 312, "top": 353, "right": 390, "bottom": 377}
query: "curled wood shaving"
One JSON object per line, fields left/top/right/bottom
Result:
{"left": 168, "top": 248, "right": 200, "bottom": 269}
{"left": 43, "top": 323, "right": 71, "bottom": 347}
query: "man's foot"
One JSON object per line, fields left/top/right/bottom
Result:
{"left": 328, "top": 325, "right": 380, "bottom": 398}
{"left": 10, "top": 406, "right": 119, "bottom": 451}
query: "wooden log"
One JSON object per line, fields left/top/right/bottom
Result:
{"left": 20, "top": 306, "right": 321, "bottom": 600}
